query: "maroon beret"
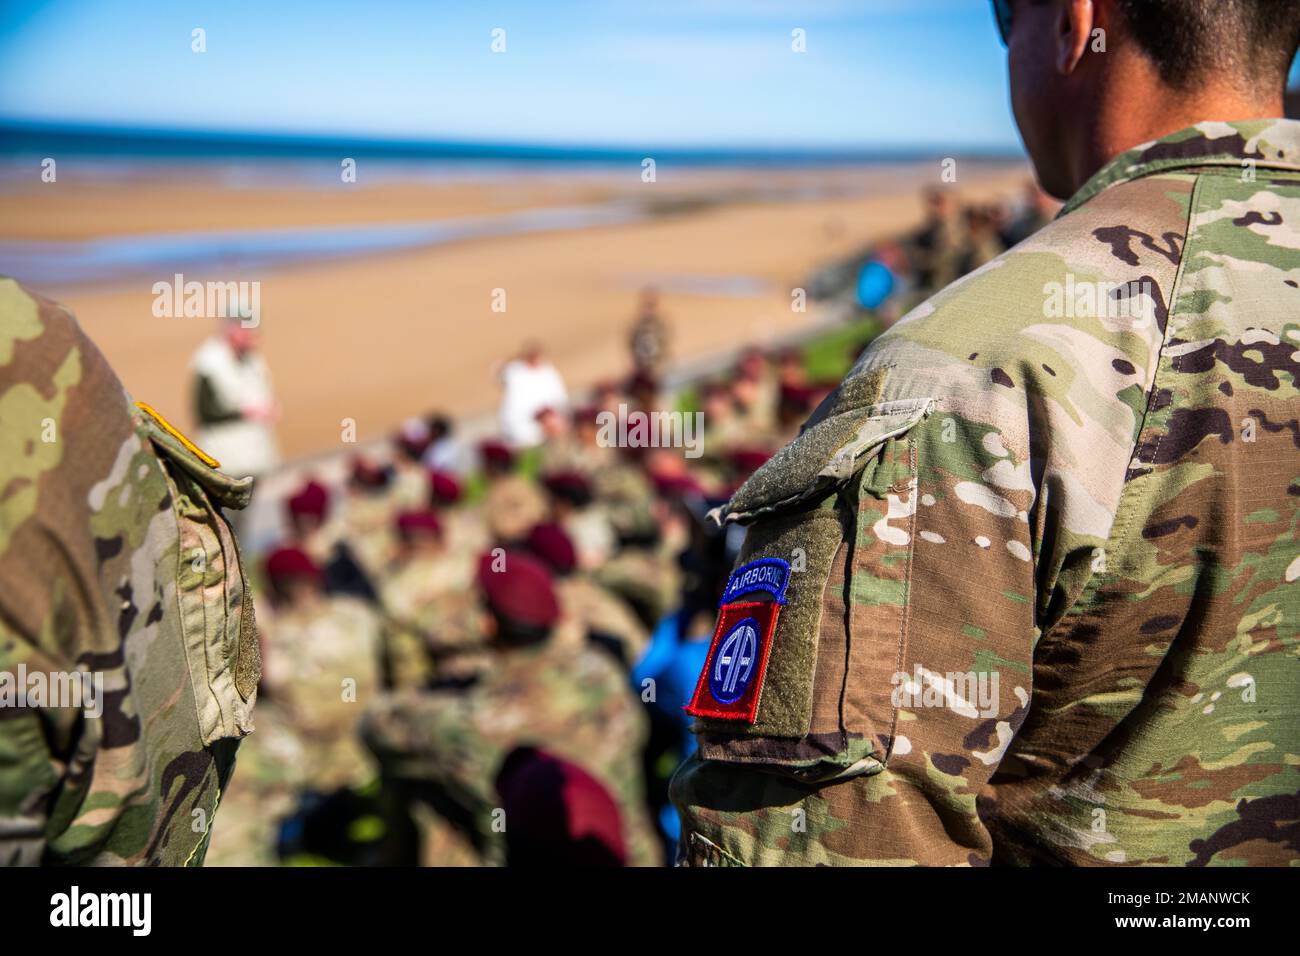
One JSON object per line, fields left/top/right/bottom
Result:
{"left": 729, "top": 447, "right": 772, "bottom": 475}
{"left": 427, "top": 469, "right": 463, "bottom": 506}
{"left": 571, "top": 406, "right": 600, "bottom": 426}
{"left": 265, "top": 546, "right": 323, "bottom": 587}
{"left": 479, "top": 439, "right": 515, "bottom": 469}
{"left": 285, "top": 479, "right": 330, "bottom": 520}
{"left": 494, "top": 746, "right": 626, "bottom": 867}
{"left": 625, "top": 370, "right": 658, "bottom": 395}
{"left": 779, "top": 381, "right": 815, "bottom": 403}
{"left": 651, "top": 471, "right": 705, "bottom": 498}
{"left": 542, "top": 470, "right": 592, "bottom": 502}
{"left": 396, "top": 509, "right": 443, "bottom": 539}
{"left": 396, "top": 427, "right": 430, "bottom": 460}
{"left": 525, "top": 522, "right": 577, "bottom": 576}
{"left": 476, "top": 550, "right": 560, "bottom": 629}
{"left": 350, "top": 456, "right": 390, "bottom": 489}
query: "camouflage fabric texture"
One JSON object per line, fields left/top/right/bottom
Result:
{"left": 255, "top": 595, "right": 381, "bottom": 789}
{"left": 0, "top": 279, "right": 259, "bottom": 865}
{"left": 672, "top": 120, "right": 1300, "bottom": 866}
{"left": 206, "top": 595, "right": 384, "bottom": 865}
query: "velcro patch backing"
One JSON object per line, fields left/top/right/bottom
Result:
{"left": 692, "top": 498, "right": 844, "bottom": 738}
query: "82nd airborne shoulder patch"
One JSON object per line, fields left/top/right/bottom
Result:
{"left": 685, "top": 558, "right": 790, "bottom": 723}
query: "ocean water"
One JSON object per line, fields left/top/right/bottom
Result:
{"left": 0, "top": 203, "right": 648, "bottom": 286}
{"left": 0, "top": 121, "right": 1020, "bottom": 286}
{"left": 0, "top": 119, "right": 984, "bottom": 171}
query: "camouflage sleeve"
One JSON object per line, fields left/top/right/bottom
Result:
{"left": 671, "top": 174, "right": 1188, "bottom": 865}
{"left": 670, "top": 397, "right": 1039, "bottom": 866}
{"left": 0, "top": 282, "right": 136, "bottom": 864}
{"left": 0, "top": 279, "right": 258, "bottom": 865}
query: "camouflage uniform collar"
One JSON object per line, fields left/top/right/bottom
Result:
{"left": 1060, "top": 118, "right": 1300, "bottom": 216}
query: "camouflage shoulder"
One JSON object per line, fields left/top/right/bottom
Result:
{"left": 0, "top": 277, "right": 142, "bottom": 599}
{"left": 853, "top": 167, "right": 1191, "bottom": 435}
{"left": 1063, "top": 119, "right": 1300, "bottom": 215}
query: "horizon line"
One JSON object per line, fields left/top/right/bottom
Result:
{"left": 0, "top": 117, "right": 1026, "bottom": 163}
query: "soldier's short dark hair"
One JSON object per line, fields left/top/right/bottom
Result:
{"left": 492, "top": 612, "right": 553, "bottom": 648}
{"left": 1114, "top": 0, "right": 1300, "bottom": 92}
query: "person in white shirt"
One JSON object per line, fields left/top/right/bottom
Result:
{"left": 497, "top": 342, "right": 568, "bottom": 448}
{"left": 191, "top": 315, "right": 280, "bottom": 479}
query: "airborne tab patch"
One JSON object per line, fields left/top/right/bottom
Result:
{"left": 686, "top": 558, "right": 789, "bottom": 723}
{"left": 717, "top": 556, "right": 790, "bottom": 605}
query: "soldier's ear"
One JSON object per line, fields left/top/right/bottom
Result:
{"left": 1056, "top": 0, "right": 1095, "bottom": 75}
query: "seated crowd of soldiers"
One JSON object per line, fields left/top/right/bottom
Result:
{"left": 209, "top": 344, "right": 848, "bottom": 866}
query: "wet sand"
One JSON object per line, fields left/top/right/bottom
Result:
{"left": 4, "top": 162, "right": 1028, "bottom": 459}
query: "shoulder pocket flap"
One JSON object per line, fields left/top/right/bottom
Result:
{"left": 136, "top": 404, "right": 254, "bottom": 511}
{"left": 691, "top": 385, "right": 932, "bottom": 780}
{"left": 718, "top": 396, "right": 933, "bottom": 525}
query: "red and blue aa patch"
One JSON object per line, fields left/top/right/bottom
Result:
{"left": 685, "top": 558, "right": 789, "bottom": 723}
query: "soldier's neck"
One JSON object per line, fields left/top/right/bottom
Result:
{"left": 1074, "top": 68, "right": 1284, "bottom": 193}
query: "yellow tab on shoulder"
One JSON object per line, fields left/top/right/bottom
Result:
{"left": 134, "top": 401, "right": 221, "bottom": 468}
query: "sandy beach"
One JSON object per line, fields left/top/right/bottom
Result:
{"left": 4, "top": 162, "right": 1028, "bottom": 459}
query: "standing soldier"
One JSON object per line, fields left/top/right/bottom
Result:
{"left": 0, "top": 279, "right": 259, "bottom": 865}
{"left": 629, "top": 286, "right": 671, "bottom": 377}
{"left": 673, "top": 0, "right": 1300, "bottom": 866}
{"left": 191, "top": 311, "right": 280, "bottom": 480}
{"left": 911, "top": 186, "right": 966, "bottom": 293}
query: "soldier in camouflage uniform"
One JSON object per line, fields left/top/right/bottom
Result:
{"left": 375, "top": 509, "right": 483, "bottom": 690}
{"left": 524, "top": 521, "right": 650, "bottom": 668}
{"left": 362, "top": 551, "right": 661, "bottom": 865}
{"left": 673, "top": 0, "right": 1300, "bottom": 865}
{"left": 208, "top": 545, "right": 382, "bottom": 865}
{"left": 337, "top": 456, "right": 400, "bottom": 577}
{"left": 380, "top": 510, "right": 472, "bottom": 622}
{"left": 0, "top": 279, "right": 259, "bottom": 865}
{"left": 911, "top": 186, "right": 967, "bottom": 294}
{"left": 255, "top": 547, "right": 382, "bottom": 791}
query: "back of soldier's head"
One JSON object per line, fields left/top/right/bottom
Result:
{"left": 1006, "top": 0, "right": 1300, "bottom": 89}
{"left": 1000, "top": 0, "right": 1300, "bottom": 197}
{"left": 477, "top": 550, "right": 561, "bottom": 648}
{"left": 1112, "top": 0, "right": 1300, "bottom": 95}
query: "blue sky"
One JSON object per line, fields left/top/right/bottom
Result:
{"left": 0, "top": 0, "right": 1020, "bottom": 149}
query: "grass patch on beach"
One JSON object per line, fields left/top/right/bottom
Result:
{"left": 670, "top": 311, "right": 884, "bottom": 414}
{"left": 801, "top": 313, "right": 882, "bottom": 383}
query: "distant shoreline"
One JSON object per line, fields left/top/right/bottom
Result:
{"left": 0, "top": 168, "right": 1001, "bottom": 286}
{"left": 0, "top": 118, "right": 1025, "bottom": 168}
